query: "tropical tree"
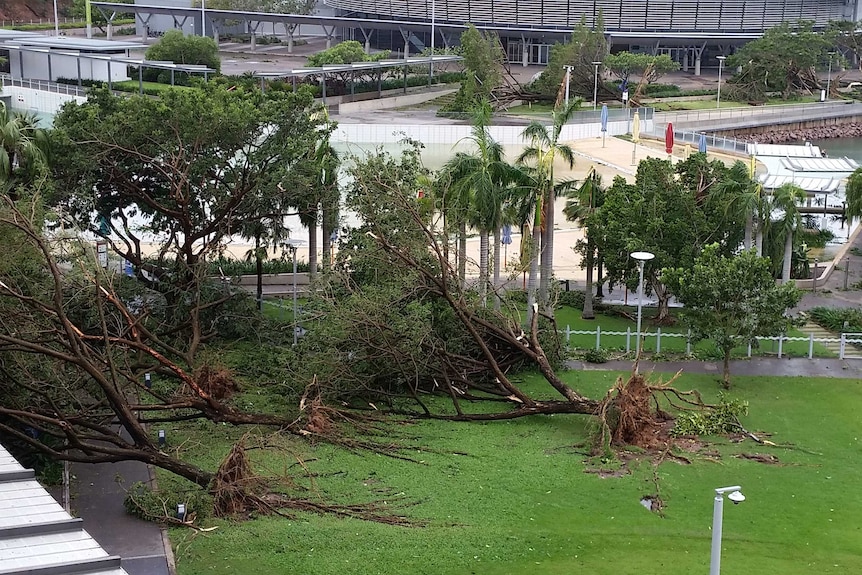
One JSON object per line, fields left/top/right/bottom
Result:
{"left": 0, "top": 103, "right": 50, "bottom": 190}
{"left": 531, "top": 16, "right": 609, "bottom": 102}
{"left": 441, "top": 24, "right": 504, "bottom": 113}
{"left": 564, "top": 167, "right": 605, "bottom": 319}
{"left": 845, "top": 167, "right": 862, "bottom": 223}
{"left": 517, "top": 101, "right": 580, "bottom": 316}
{"left": 719, "top": 161, "right": 763, "bottom": 252}
{"left": 144, "top": 29, "right": 220, "bottom": 83}
{"left": 771, "top": 183, "right": 808, "bottom": 284}
{"left": 443, "top": 103, "right": 522, "bottom": 305}
{"left": 664, "top": 245, "right": 801, "bottom": 388}
{"left": 603, "top": 52, "right": 680, "bottom": 86}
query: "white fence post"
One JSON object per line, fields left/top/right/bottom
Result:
{"left": 626, "top": 327, "right": 631, "bottom": 353}
{"left": 777, "top": 335, "right": 783, "bottom": 358}
{"left": 686, "top": 329, "right": 691, "bottom": 355}
{"left": 565, "top": 325, "right": 571, "bottom": 342}
{"left": 747, "top": 340, "right": 752, "bottom": 357}
{"left": 840, "top": 333, "right": 846, "bottom": 360}
{"left": 595, "top": 325, "right": 601, "bottom": 350}
{"left": 656, "top": 327, "right": 661, "bottom": 353}
{"left": 808, "top": 333, "right": 814, "bottom": 359}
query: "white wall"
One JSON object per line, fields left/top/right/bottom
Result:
{"left": 10, "top": 51, "right": 130, "bottom": 83}
{"left": 333, "top": 120, "right": 644, "bottom": 146}
{"left": 2, "top": 86, "right": 85, "bottom": 115}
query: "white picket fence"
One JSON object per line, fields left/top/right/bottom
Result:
{"left": 561, "top": 326, "right": 862, "bottom": 360}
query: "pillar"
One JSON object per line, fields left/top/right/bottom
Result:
{"left": 694, "top": 56, "right": 701, "bottom": 76}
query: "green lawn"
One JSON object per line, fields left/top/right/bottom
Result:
{"left": 165, "top": 370, "right": 862, "bottom": 575}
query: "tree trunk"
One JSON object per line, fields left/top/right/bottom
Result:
{"left": 782, "top": 228, "right": 793, "bottom": 283}
{"left": 321, "top": 206, "right": 333, "bottom": 270}
{"left": 722, "top": 348, "right": 732, "bottom": 389}
{"left": 539, "top": 188, "right": 555, "bottom": 314}
{"left": 307, "top": 209, "right": 318, "bottom": 281}
{"left": 755, "top": 226, "right": 764, "bottom": 257}
{"left": 595, "top": 254, "right": 604, "bottom": 297}
{"left": 479, "top": 230, "right": 489, "bottom": 306}
{"left": 255, "top": 233, "right": 263, "bottom": 311}
{"left": 458, "top": 220, "right": 467, "bottom": 284}
{"left": 653, "top": 279, "right": 671, "bottom": 324}
{"left": 744, "top": 212, "right": 753, "bottom": 251}
{"left": 147, "top": 449, "right": 215, "bottom": 488}
{"left": 582, "top": 237, "right": 595, "bottom": 320}
{"left": 527, "top": 221, "right": 541, "bottom": 324}
{"left": 492, "top": 227, "right": 501, "bottom": 311}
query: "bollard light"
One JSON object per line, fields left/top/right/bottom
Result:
{"left": 176, "top": 503, "right": 186, "bottom": 521}
{"left": 145, "top": 372, "right": 152, "bottom": 389}
{"left": 158, "top": 429, "right": 166, "bottom": 446}
{"left": 710, "top": 486, "right": 745, "bottom": 575}
{"left": 630, "top": 251, "right": 655, "bottom": 368}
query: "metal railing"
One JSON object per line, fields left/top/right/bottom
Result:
{"left": 562, "top": 325, "right": 862, "bottom": 360}
{"left": 656, "top": 100, "right": 861, "bottom": 126}
{"left": 0, "top": 74, "right": 88, "bottom": 98}
{"left": 568, "top": 106, "right": 654, "bottom": 124}
{"left": 666, "top": 128, "right": 749, "bottom": 155}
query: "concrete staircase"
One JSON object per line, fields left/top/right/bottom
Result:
{"left": 797, "top": 320, "right": 844, "bottom": 356}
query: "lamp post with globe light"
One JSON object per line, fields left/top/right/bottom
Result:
{"left": 710, "top": 486, "right": 746, "bottom": 575}
{"left": 630, "top": 251, "right": 654, "bottom": 364}
{"left": 592, "top": 61, "right": 602, "bottom": 110}
{"left": 716, "top": 55, "right": 727, "bottom": 108}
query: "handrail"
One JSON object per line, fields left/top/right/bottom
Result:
{"left": 0, "top": 73, "right": 88, "bottom": 98}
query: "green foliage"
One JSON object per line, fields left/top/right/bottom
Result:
{"left": 845, "top": 167, "right": 862, "bottom": 223}
{"left": 306, "top": 41, "right": 388, "bottom": 66}
{"left": 726, "top": 22, "right": 836, "bottom": 100}
{"left": 441, "top": 24, "right": 504, "bottom": 112}
{"left": 530, "top": 16, "right": 608, "bottom": 101}
{"left": 144, "top": 29, "right": 221, "bottom": 82}
{"left": 124, "top": 480, "right": 213, "bottom": 523}
{"left": 580, "top": 347, "right": 610, "bottom": 363}
{"left": 603, "top": 52, "right": 680, "bottom": 85}
{"left": 206, "top": 256, "right": 309, "bottom": 276}
{"left": 808, "top": 306, "right": 862, "bottom": 333}
{"left": 663, "top": 245, "right": 802, "bottom": 385}
{"left": 670, "top": 394, "right": 749, "bottom": 437}
{"left": 194, "top": 0, "right": 315, "bottom": 13}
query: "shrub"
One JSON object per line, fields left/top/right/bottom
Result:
{"left": 670, "top": 394, "right": 748, "bottom": 437}
{"left": 124, "top": 481, "right": 213, "bottom": 523}
{"left": 808, "top": 306, "right": 862, "bottom": 333}
{"left": 581, "top": 347, "right": 610, "bottom": 363}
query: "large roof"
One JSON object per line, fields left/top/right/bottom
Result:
{"left": 0, "top": 444, "right": 130, "bottom": 575}
{"left": 760, "top": 174, "right": 842, "bottom": 194}
{"left": 747, "top": 143, "right": 823, "bottom": 158}
{"left": 0, "top": 36, "right": 144, "bottom": 52}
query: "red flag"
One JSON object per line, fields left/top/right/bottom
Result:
{"left": 665, "top": 123, "right": 674, "bottom": 155}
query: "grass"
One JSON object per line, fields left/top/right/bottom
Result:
{"left": 165, "top": 369, "right": 862, "bottom": 575}
{"left": 554, "top": 306, "right": 834, "bottom": 359}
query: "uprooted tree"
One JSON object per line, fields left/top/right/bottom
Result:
{"left": 289, "top": 145, "right": 711, "bottom": 449}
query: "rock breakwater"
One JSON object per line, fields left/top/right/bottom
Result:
{"left": 734, "top": 123, "right": 862, "bottom": 144}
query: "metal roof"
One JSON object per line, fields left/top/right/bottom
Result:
{"left": 759, "top": 174, "right": 842, "bottom": 194}
{"left": 747, "top": 143, "right": 823, "bottom": 158}
{"left": 0, "top": 443, "right": 130, "bottom": 575}
{"left": 1, "top": 43, "right": 215, "bottom": 74}
{"left": 781, "top": 157, "right": 860, "bottom": 173}
{"left": 251, "top": 55, "right": 462, "bottom": 78}
{"left": 0, "top": 30, "right": 42, "bottom": 41}
{"left": 0, "top": 36, "right": 144, "bottom": 52}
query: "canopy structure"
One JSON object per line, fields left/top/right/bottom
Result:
{"left": 760, "top": 174, "right": 842, "bottom": 194}
{"left": 781, "top": 156, "right": 860, "bottom": 175}
{"left": 1, "top": 42, "right": 214, "bottom": 93}
{"left": 0, "top": 443, "right": 131, "bottom": 575}
{"left": 747, "top": 143, "right": 823, "bottom": 158}
{"left": 251, "top": 55, "right": 463, "bottom": 102}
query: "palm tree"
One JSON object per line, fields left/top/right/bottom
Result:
{"left": 517, "top": 101, "right": 580, "bottom": 316}
{"left": 443, "top": 103, "right": 520, "bottom": 305}
{"left": 772, "top": 183, "right": 807, "bottom": 283}
{"left": 845, "top": 167, "right": 862, "bottom": 224}
{"left": 564, "top": 168, "right": 605, "bottom": 320}
{"left": 720, "top": 161, "right": 763, "bottom": 252}
{"left": 0, "top": 104, "right": 50, "bottom": 190}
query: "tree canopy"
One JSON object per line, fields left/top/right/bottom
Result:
{"left": 663, "top": 245, "right": 801, "bottom": 387}
{"left": 530, "top": 17, "right": 609, "bottom": 102}
{"left": 144, "top": 29, "right": 221, "bottom": 76}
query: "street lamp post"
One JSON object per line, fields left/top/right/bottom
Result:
{"left": 430, "top": 0, "right": 436, "bottom": 77}
{"left": 826, "top": 51, "right": 836, "bottom": 100}
{"left": 563, "top": 65, "right": 574, "bottom": 108}
{"left": 630, "top": 251, "right": 654, "bottom": 365}
{"left": 592, "top": 61, "right": 602, "bottom": 110}
{"left": 201, "top": 0, "right": 206, "bottom": 37}
{"left": 716, "top": 55, "right": 727, "bottom": 108}
{"left": 53, "top": 0, "right": 60, "bottom": 36}
{"left": 710, "top": 486, "right": 746, "bottom": 575}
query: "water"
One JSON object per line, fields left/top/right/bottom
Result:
{"left": 816, "top": 137, "right": 862, "bottom": 161}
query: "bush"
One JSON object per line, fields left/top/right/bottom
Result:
{"left": 670, "top": 394, "right": 748, "bottom": 437}
{"left": 808, "top": 306, "right": 862, "bottom": 333}
{"left": 581, "top": 347, "right": 610, "bottom": 363}
{"left": 207, "top": 256, "right": 310, "bottom": 276}
{"left": 124, "top": 481, "right": 213, "bottom": 523}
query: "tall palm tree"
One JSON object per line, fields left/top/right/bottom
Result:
{"left": 0, "top": 104, "right": 50, "bottom": 190}
{"left": 517, "top": 101, "right": 580, "bottom": 317}
{"left": 772, "top": 183, "right": 807, "bottom": 283}
{"left": 564, "top": 167, "right": 605, "bottom": 320}
{"left": 845, "top": 167, "right": 862, "bottom": 224}
{"left": 719, "top": 161, "right": 763, "bottom": 252}
{"left": 443, "top": 103, "right": 520, "bottom": 305}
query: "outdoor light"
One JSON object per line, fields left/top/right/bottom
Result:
{"left": 176, "top": 503, "right": 187, "bottom": 521}
{"left": 592, "top": 61, "right": 602, "bottom": 110}
{"left": 826, "top": 51, "right": 836, "bottom": 100}
{"left": 145, "top": 372, "right": 152, "bottom": 390}
{"left": 563, "top": 65, "right": 574, "bottom": 108}
{"left": 158, "top": 429, "right": 166, "bottom": 447}
{"left": 716, "top": 55, "right": 727, "bottom": 109}
{"left": 710, "top": 486, "right": 745, "bottom": 575}
{"left": 630, "top": 251, "right": 654, "bottom": 366}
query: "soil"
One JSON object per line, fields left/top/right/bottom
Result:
{"left": 0, "top": 0, "right": 72, "bottom": 23}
